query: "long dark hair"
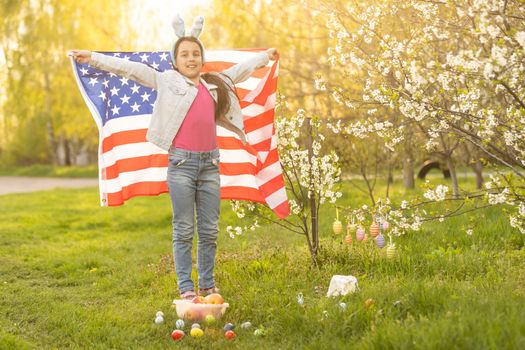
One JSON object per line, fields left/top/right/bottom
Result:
{"left": 172, "top": 37, "right": 241, "bottom": 124}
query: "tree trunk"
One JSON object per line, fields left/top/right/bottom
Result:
{"left": 473, "top": 158, "right": 483, "bottom": 189}
{"left": 44, "top": 72, "right": 58, "bottom": 165}
{"left": 403, "top": 156, "right": 415, "bottom": 189}
{"left": 63, "top": 138, "right": 71, "bottom": 166}
{"left": 305, "top": 116, "right": 318, "bottom": 258}
{"left": 445, "top": 155, "right": 460, "bottom": 198}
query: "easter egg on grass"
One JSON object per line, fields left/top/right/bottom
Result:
{"left": 154, "top": 316, "right": 164, "bottom": 324}
{"left": 190, "top": 327, "right": 204, "bottom": 337}
{"left": 171, "top": 330, "right": 185, "bottom": 341}
{"left": 241, "top": 321, "right": 252, "bottom": 329}
{"left": 376, "top": 234, "right": 385, "bottom": 248}
{"left": 225, "top": 330, "right": 236, "bottom": 340}
{"left": 205, "top": 314, "right": 216, "bottom": 325}
{"left": 191, "top": 323, "right": 201, "bottom": 329}
{"left": 332, "top": 220, "right": 343, "bottom": 235}
{"left": 364, "top": 298, "right": 375, "bottom": 308}
{"left": 369, "top": 222, "right": 380, "bottom": 238}
{"left": 356, "top": 226, "right": 365, "bottom": 241}
{"left": 175, "top": 319, "right": 185, "bottom": 329}
{"left": 224, "top": 323, "right": 235, "bottom": 331}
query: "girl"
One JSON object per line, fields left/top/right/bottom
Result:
{"left": 71, "top": 16, "right": 278, "bottom": 300}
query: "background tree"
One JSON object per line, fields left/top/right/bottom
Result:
{"left": 0, "top": 0, "right": 138, "bottom": 166}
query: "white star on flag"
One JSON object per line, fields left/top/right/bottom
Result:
{"left": 110, "top": 86, "right": 120, "bottom": 96}
{"left": 130, "top": 102, "right": 140, "bottom": 112}
{"left": 141, "top": 91, "right": 151, "bottom": 102}
{"left": 130, "top": 84, "right": 140, "bottom": 94}
{"left": 111, "top": 105, "right": 120, "bottom": 115}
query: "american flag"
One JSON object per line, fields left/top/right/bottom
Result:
{"left": 70, "top": 49, "right": 290, "bottom": 219}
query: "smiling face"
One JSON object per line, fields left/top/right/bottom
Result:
{"left": 174, "top": 39, "right": 203, "bottom": 81}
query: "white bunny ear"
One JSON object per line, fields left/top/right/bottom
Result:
{"left": 189, "top": 16, "right": 204, "bottom": 38}
{"left": 172, "top": 14, "right": 186, "bottom": 38}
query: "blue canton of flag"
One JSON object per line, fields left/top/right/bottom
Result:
{"left": 74, "top": 51, "right": 172, "bottom": 125}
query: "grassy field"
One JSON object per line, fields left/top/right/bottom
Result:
{"left": 0, "top": 179, "right": 524, "bottom": 349}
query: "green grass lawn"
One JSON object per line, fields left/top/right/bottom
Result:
{"left": 0, "top": 180, "right": 524, "bottom": 349}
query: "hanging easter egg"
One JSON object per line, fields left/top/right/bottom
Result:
{"left": 356, "top": 226, "right": 365, "bottom": 241}
{"left": 332, "top": 208, "right": 343, "bottom": 235}
{"left": 386, "top": 243, "right": 397, "bottom": 258}
{"left": 376, "top": 234, "right": 386, "bottom": 248}
{"left": 332, "top": 220, "right": 343, "bottom": 235}
{"left": 382, "top": 221, "right": 389, "bottom": 230}
{"left": 345, "top": 234, "right": 353, "bottom": 244}
{"left": 370, "top": 222, "right": 380, "bottom": 238}
{"left": 362, "top": 234, "right": 369, "bottom": 243}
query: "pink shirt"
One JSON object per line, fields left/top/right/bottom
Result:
{"left": 172, "top": 84, "right": 217, "bottom": 151}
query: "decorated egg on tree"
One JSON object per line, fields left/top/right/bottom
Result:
{"left": 332, "top": 208, "right": 343, "bottom": 235}
{"left": 362, "top": 234, "right": 369, "bottom": 243}
{"left": 370, "top": 221, "right": 380, "bottom": 238}
{"left": 345, "top": 234, "right": 353, "bottom": 244}
{"left": 376, "top": 234, "right": 385, "bottom": 248}
{"left": 386, "top": 243, "right": 397, "bottom": 258}
{"left": 356, "top": 226, "right": 365, "bottom": 241}
{"left": 382, "top": 221, "right": 389, "bottom": 230}
{"left": 333, "top": 220, "right": 343, "bottom": 235}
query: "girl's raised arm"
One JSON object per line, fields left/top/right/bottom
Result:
{"left": 220, "top": 48, "right": 277, "bottom": 85}
{"left": 69, "top": 50, "right": 160, "bottom": 90}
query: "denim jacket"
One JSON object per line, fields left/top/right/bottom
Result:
{"left": 89, "top": 51, "right": 270, "bottom": 151}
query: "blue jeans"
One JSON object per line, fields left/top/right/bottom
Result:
{"left": 167, "top": 146, "right": 221, "bottom": 293}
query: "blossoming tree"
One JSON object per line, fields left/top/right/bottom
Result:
{"left": 227, "top": 98, "right": 341, "bottom": 262}
{"left": 313, "top": 0, "right": 525, "bottom": 234}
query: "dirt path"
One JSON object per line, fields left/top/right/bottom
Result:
{"left": 0, "top": 176, "right": 98, "bottom": 195}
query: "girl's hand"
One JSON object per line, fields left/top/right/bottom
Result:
{"left": 266, "top": 48, "right": 278, "bottom": 60}
{"left": 69, "top": 50, "right": 92, "bottom": 64}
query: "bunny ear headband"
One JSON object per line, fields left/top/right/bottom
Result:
{"left": 170, "top": 14, "right": 205, "bottom": 66}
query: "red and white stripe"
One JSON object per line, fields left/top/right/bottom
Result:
{"left": 96, "top": 49, "right": 290, "bottom": 219}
